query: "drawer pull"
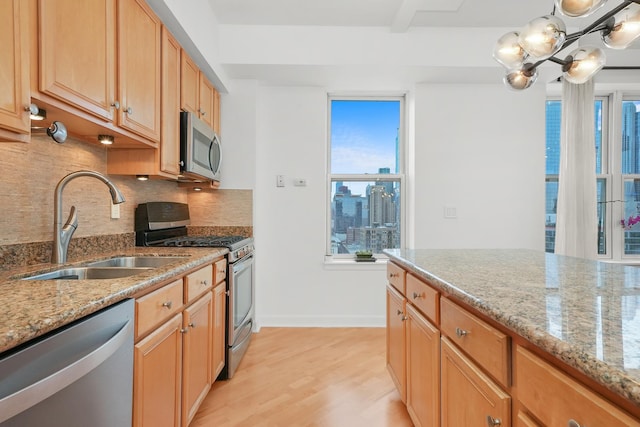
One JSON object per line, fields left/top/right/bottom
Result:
{"left": 396, "top": 309, "right": 407, "bottom": 321}
{"left": 455, "top": 327, "right": 469, "bottom": 338}
{"left": 567, "top": 420, "right": 581, "bottom": 427}
{"left": 389, "top": 273, "right": 399, "bottom": 278}
{"left": 201, "top": 279, "right": 209, "bottom": 286}
{"left": 486, "top": 415, "right": 501, "bottom": 426}
{"left": 412, "top": 292, "right": 422, "bottom": 299}
{"left": 162, "top": 301, "right": 173, "bottom": 309}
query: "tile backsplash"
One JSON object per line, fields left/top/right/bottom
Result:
{"left": 0, "top": 134, "right": 252, "bottom": 268}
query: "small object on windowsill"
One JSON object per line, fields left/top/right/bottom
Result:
{"left": 355, "top": 250, "right": 375, "bottom": 262}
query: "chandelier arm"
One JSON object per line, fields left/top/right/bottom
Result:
{"left": 577, "top": 0, "right": 631, "bottom": 36}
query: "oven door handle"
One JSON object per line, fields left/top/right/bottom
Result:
{"left": 232, "top": 253, "right": 254, "bottom": 274}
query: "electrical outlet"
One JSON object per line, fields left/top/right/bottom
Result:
{"left": 444, "top": 206, "right": 457, "bottom": 219}
{"left": 276, "top": 175, "right": 285, "bottom": 187}
{"left": 111, "top": 203, "right": 120, "bottom": 219}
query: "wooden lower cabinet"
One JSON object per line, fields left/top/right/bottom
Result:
{"left": 133, "top": 313, "right": 183, "bottom": 427}
{"left": 212, "top": 282, "right": 226, "bottom": 379}
{"left": 134, "top": 260, "right": 226, "bottom": 427}
{"left": 516, "top": 346, "right": 640, "bottom": 427}
{"left": 386, "top": 283, "right": 406, "bottom": 403}
{"left": 441, "top": 337, "right": 511, "bottom": 427}
{"left": 182, "top": 292, "right": 213, "bottom": 427}
{"left": 405, "top": 304, "right": 440, "bottom": 427}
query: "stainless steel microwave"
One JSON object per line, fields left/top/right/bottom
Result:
{"left": 180, "top": 111, "right": 222, "bottom": 182}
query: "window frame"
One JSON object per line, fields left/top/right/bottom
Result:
{"left": 325, "top": 94, "right": 406, "bottom": 260}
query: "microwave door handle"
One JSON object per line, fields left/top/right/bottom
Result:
{"left": 208, "top": 137, "right": 215, "bottom": 174}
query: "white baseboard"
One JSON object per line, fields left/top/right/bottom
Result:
{"left": 255, "top": 315, "right": 385, "bottom": 329}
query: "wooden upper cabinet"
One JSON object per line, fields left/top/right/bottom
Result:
{"left": 0, "top": 0, "right": 30, "bottom": 142}
{"left": 160, "top": 26, "right": 181, "bottom": 176}
{"left": 117, "top": 0, "right": 161, "bottom": 142}
{"left": 180, "top": 52, "right": 199, "bottom": 114}
{"left": 181, "top": 51, "right": 220, "bottom": 133}
{"left": 198, "top": 75, "right": 215, "bottom": 129}
{"left": 38, "top": 0, "right": 116, "bottom": 122}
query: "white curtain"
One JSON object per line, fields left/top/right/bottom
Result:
{"left": 554, "top": 79, "right": 598, "bottom": 259}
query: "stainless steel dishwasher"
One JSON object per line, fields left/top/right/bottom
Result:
{"left": 0, "top": 299, "right": 134, "bottom": 427}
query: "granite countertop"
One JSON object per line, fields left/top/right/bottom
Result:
{"left": 0, "top": 246, "right": 228, "bottom": 354}
{"left": 385, "top": 248, "right": 640, "bottom": 408}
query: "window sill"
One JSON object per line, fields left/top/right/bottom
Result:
{"left": 323, "top": 256, "right": 388, "bottom": 270}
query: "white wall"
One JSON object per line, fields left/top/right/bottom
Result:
{"left": 222, "top": 81, "right": 547, "bottom": 328}
{"left": 412, "top": 83, "right": 546, "bottom": 250}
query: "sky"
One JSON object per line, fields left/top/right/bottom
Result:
{"left": 330, "top": 100, "right": 400, "bottom": 175}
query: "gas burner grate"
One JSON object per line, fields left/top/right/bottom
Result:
{"left": 162, "top": 235, "right": 247, "bottom": 248}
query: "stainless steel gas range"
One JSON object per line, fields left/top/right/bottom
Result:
{"left": 135, "top": 202, "right": 254, "bottom": 380}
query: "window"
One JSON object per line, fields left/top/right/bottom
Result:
{"left": 545, "top": 95, "right": 640, "bottom": 260}
{"left": 327, "top": 96, "right": 404, "bottom": 257}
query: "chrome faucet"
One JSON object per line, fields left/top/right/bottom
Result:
{"left": 52, "top": 170, "right": 126, "bottom": 264}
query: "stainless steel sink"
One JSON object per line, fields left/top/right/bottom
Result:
{"left": 22, "top": 267, "right": 152, "bottom": 281}
{"left": 84, "top": 256, "right": 184, "bottom": 268}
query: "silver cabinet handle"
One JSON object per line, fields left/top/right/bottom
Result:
{"left": 180, "top": 328, "right": 189, "bottom": 334}
{"left": 162, "top": 301, "right": 172, "bottom": 309}
{"left": 568, "top": 420, "right": 581, "bottom": 427}
{"left": 188, "top": 322, "right": 195, "bottom": 328}
{"left": 486, "top": 415, "right": 501, "bottom": 426}
{"left": 455, "top": 327, "right": 469, "bottom": 337}
{"left": 124, "top": 106, "right": 133, "bottom": 115}
{"left": 395, "top": 309, "right": 407, "bottom": 321}
{"left": 111, "top": 101, "right": 120, "bottom": 109}
{"left": 201, "top": 279, "right": 209, "bottom": 286}
{"left": 0, "top": 319, "right": 132, "bottom": 424}
{"left": 412, "top": 292, "right": 422, "bottom": 299}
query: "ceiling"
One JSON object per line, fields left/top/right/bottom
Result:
{"left": 204, "top": 0, "right": 640, "bottom": 87}
{"left": 206, "top": 0, "right": 556, "bottom": 31}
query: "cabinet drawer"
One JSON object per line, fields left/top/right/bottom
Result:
{"left": 387, "top": 263, "right": 406, "bottom": 295}
{"left": 440, "top": 297, "right": 510, "bottom": 387}
{"left": 406, "top": 274, "right": 439, "bottom": 324}
{"left": 213, "top": 258, "right": 227, "bottom": 285}
{"left": 136, "top": 279, "right": 183, "bottom": 338}
{"left": 185, "top": 264, "right": 213, "bottom": 304}
{"left": 441, "top": 337, "right": 511, "bottom": 427}
{"left": 516, "top": 346, "right": 640, "bottom": 427}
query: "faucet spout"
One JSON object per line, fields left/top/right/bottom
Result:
{"left": 52, "top": 170, "right": 126, "bottom": 264}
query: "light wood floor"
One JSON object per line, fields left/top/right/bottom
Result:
{"left": 190, "top": 327, "right": 414, "bottom": 427}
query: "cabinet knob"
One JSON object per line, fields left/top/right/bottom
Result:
{"left": 412, "top": 292, "right": 422, "bottom": 299}
{"left": 201, "top": 279, "right": 209, "bottom": 286}
{"left": 111, "top": 101, "right": 120, "bottom": 110}
{"left": 455, "top": 327, "right": 469, "bottom": 338}
{"left": 389, "top": 273, "right": 398, "bottom": 278}
{"left": 486, "top": 415, "right": 501, "bottom": 426}
{"left": 188, "top": 322, "right": 195, "bottom": 328}
{"left": 125, "top": 106, "right": 133, "bottom": 115}
{"left": 180, "top": 328, "right": 189, "bottom": 334}
{"left": 162, "top": 301, "right": 173, "bottom": 309}
{"left": 567, "top": 420, "right": 581, "bottom": 427}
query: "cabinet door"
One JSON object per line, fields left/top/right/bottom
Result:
{"left": 180, "top": 51, "right": 199, "bottom": 114}
{"left": 198, "top": 75, "right": 215, "bottom": 129}
{"left": 386, "top": 283, "right": 406, "bottom": 403}
{"left": 38, "top": 0, "right": 116, "bottom": 121}
{"left": 182, "top": 292, "right": 213, "bottom": 427}
{"left": 213, "top": 87, "right": 221, "bottom": 135}
{"left": 441, "top": 337, "right": 511, "bottom": 427}
{"left": 0, "top": 0, "right": 30, "bottom": 142}
{"left": 133, "top": 313, "right": 183, "bottom": 427}
{"left": 160, "top": 27, "right": 181, "bottom": 176}
{"left": 406, "top": 304, "right": 440, "bottom": 427}
{"left": 117, "top": 0, "right": 161, "bottom": 142}
{"left": 212, "top": 282, "right": 227, "bottom": 379}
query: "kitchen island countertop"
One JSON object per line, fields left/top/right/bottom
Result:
{"left": 384, "top": 248, "right": 640, "bottom": 409}
{"left": 0, "top": 247, "right": 227, "bottom": 354}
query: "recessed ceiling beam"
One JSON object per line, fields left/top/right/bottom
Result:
{"left": 391, "top": 0, "right": 466, "bottom": 33}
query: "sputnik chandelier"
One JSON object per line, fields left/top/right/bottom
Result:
{"left": 493, "top": 0, "right": 640, "bottom": 90}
